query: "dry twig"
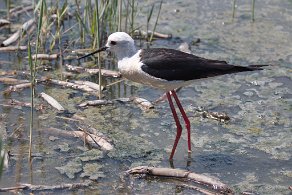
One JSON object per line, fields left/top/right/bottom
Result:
{"left": 65, "top": 64, "right": 121, "bottom": 78}
{"left": 1, "top": 18, "right": 35, "bottom": 47}
{"left": 130, "top": 97, "right": 154, "bottom": 110}
{"left": 0, "top": 77, "right": 29, "bottom": 85}
{"left": 44, "top": 127, "right": 113, "bottom": 151}
{"left": 4, "top": 83, "right": 31, "bottom": 94}
{"left": 9, "top": 5, "right": 34, "bottom": 17}
{"left": 134, "top": 30, "right": 172, "bottom": 39}
{"left": 0, "top": 46, "right": 27, "bottom": 52}
{"left": 46, "top": 79, "right": 100, "bottom": 96}
{"left": 0, "top": 181, "right": 92, "bottom": 192}
{"left": 26, "top": 54, "right": 58, "bottom": 60}
{"left": 79, "top": 100, "right": 113, "bottom": 107}
{"left": 126, "top": 166, "right": 233, "bottom": 194}
{"left": 0, "top": 19, "right": 10, "bottom": 27}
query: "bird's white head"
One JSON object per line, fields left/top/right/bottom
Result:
{"left": 105, "top": 32, "right": 137, "bottom": 60}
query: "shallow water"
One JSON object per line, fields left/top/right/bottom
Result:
{"left": 0, "top": 0, "right": 291, "bottom": 194}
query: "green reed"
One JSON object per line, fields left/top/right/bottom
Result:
{"left": 28, "top": 0, "right": 45, "bottom": 159}
{"left": 0, "top": 139, "right": 4, "bottom": 178}
{"left": 252, "top": 0, "right": 255, "bottom": 21}
{"left": 149, "top": 0, "right": 163, "bottom": 43}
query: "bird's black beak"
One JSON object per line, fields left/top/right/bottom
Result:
{"left": 77, "top": 46, "right": 108, "bottom": 60}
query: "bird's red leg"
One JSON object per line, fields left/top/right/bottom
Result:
{"left": 166, "top": 91, "right": 182, "bottom": 160}
{"left": 171, "top": 90, "right": 192, "bottom": 153}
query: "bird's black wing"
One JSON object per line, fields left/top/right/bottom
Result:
{"left": 140, "top": 48, "right": 260, "bottom": 81}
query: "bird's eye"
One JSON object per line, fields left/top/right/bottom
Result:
{"left": 110, "top": 41, "right": 117, "bottom": 45}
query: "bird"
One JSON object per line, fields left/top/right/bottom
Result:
{"left": 78, "top": 32, "right": 266, "bottom": 160}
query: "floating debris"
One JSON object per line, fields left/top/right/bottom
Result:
{"left": 134, "top": 30, "right": 172, "bottom": 39}
{"left": 65, "top": 64, "right": 121, "bottom": 78}
{"left": 127, "top": 166, "right": 233, "bottom": 194}
{"left": 0, "top": 19, "right": 10, "bottom": 27}
{"left": 0, "top": 46, "right": 27, "bottom": 52}
{"left": 40, "top": 92, "right": 65, "bottom": 111}
{"left": 4, "top": 83, "right": 31, "bottom": 94}
{"left": 0, "top": 181, "right": 92, "bottom": 192}
{"left": 45, "top": 127, "right": 113, "bottom": 151}
{"left": 73, "top": 80, "right": 104, "bottom": 91}
{"left": 202, "top": 111, "right": 230, "bottom": 123}
{"left": 114, "top": 97, "right": 154, "bottom": 110}
{"left": 26, "top": 54, "right": 58, "bottom": 60}
{"left": 47, "top": 79, "right": 100, "bottom": 96}
{"left": 78, "top": 99, "right": 113, "bottom": 107}
{"left": 1, "top": 18, "right": 35, "bottom": 47}
{"left": 9, "top": 5, "right": 34, "bottom": 17}
{"left": 0, "top": 77, "right": 29, "bottom": 85}
{"left": 130, "top": 96, "right": 154, "bottom": 110}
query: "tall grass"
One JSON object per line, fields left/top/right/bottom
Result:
{"left": 149, "top": 0, "right": 163, "bottom": 43}
{"left": 252, "top": 0, "right": 255, "bottom": 21}
{"left": 0, "top": 139, "right": 4, "bottom": 178}
{"left": 232, "top": 0, "right": 236, "bottom": 19}
{"left": 28, "top": 0, "right": 45, "bottom": 159}
{"left": 94, "top": 0, "right": 102, "bottom": 99}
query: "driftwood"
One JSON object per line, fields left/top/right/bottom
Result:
{"left": 130, "top": 97, "right": 154, "bottom": 110}
{"left": 134, "top": 30, "right": 172, "bottom": 39}
{"left": 202, "top": 111, "right": 230, "bottom": 123}
{"left": 1, "top": 18, "right": 35, "bottom": 47}
{"left": 0, "top": 70, "right": 17, "bottom": 76}
{"left": 126, "top": 166, "right": 233, "bottom": 195}
{"left": 0, "top": 77, "right": 29, "bottom": 85}
{"left": 26, "top": 54, "right": 58, "bottom": 60}
{"left": 0, "top": 100, "right": 43, "bottom": 111}
{"left": 178, "top": 183, "right": 221, "bottom": 195}
{"left": 79, "top": 97, "right": 153, "bottom": 110}
{"left": 45, "top": 127, "right": 113, "bottom": 151}
{"left": 8, "top": 99, "right": 32, "bottom": 107}
{"left": 65, "top": 64, "right": 121, "bottom": 78}
{"left": 9, "top": 5, "right": 34, "bottom": 17}
{"left": 116, "top": 97, "right": 154, "bottom": 110}
{"left": 46, "top": 79, "right": 101, "bottom": 96}
{"left": 4, "top": 82, "right": 31, "bottom": 94}
{"left": 79, "top": 100, "right": 113, "bottom": 107}
{"left": 73, "top": 80, "right": 103, "bottom": 91}
{"left": 0, "top": 70, "right": 30, "bottom": 76}
{"left": 40, "top": 92, "right": 65, "bottom": 111}
{"left": 71, "top": 48, "right": 96, "bottom": 55}
{"left": 0, "top": 19, "right": 10, "bottom": 27}
{"left": 0, "top": 181, "right": 92, "bottom": 192}
{"left": 0, "top": 46, "right": 27, "bottom": 52}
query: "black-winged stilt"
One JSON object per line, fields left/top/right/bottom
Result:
{"left": 79, "top": 32, "right": 265, "bottom": 160}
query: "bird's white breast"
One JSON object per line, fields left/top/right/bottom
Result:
{"left": 117, "top": 50, "right": 190, "bottom": 91}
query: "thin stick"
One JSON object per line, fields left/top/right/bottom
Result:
{"left": 126, "top": 166, "right": 233, "bottom": 194}
{"left": 28, "top": 0, "right": 44, "bottom": 160}
{"left": 251, "top": 0, "right": 255, "bottom": 22}
{"left": 149, "top": 0, "right": 163, "bottom": 43}
{"left": 94, "top": 0, "right": 102, "bottom": 100}
{"left": 0, "top": 181, "right": 92, "bottom": 192}
{"left": 118, "top": 0, "right": 122, "bottom": 31}
{"left": 232, "top": 0, "right": 236, "bottom": 19}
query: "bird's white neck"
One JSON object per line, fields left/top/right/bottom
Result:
{"left": 114, "top": 44, "right": 137, "bottom": 61}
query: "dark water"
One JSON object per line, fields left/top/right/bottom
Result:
{"left": 0, "top": 0, "right": 291, "bottom": 194}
